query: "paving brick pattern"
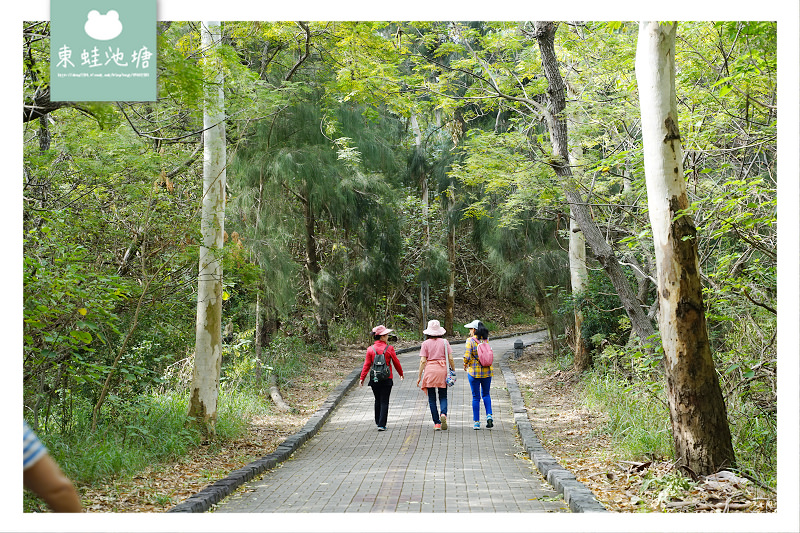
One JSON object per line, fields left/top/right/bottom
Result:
{"left": 214, "top": 336, "right": 569, "bottom": 513}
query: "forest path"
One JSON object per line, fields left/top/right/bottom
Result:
{"left": 211, "top": 333, "right": 571, "bottom": 514}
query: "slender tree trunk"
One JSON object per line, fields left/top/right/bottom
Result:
{"left": 92, "top": 273, "right": 154, "bottom": 431}
{"left": 565, "top": 70, "right": 591, "bottom": 370}
{"left": 437, "top": 110, "right": 456, "bottom": 336}
{"left": 303, "top": 196, "right": 330, "bottom": 343}
{"left": 569, "top": 214, "right": 591, "bottom": 370}
{"left": 536, "top": 290, "right": 559, "bottom": 356}
{"left": 445, "top": 209, "right": 456, "bottom": 335}
{"left": 188, "top": 21, "right": 227, "bottom": 436}
{"left": 39, "top": 115, "right": 51, "bottom": 151}
{"left": 533, "top": 21, "right": 656, "bottom": 349}
{"left": 636, "top": 21, "right": 735, "bottom": 475}
{"left": 254, "top": 292, "right": 263, "bottom": 383}
{"left": 411, "top": 114, "right": 429, "bottom": 336}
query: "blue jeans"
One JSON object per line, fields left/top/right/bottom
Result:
{"left": 427, "top": 387, "right": 447, "bottom": 424}
{"left": 468, "top": 374, "right": 492, "bottom": 422}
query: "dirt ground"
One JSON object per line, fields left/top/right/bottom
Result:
{"left": 77, "top": 328, "right": 776, "bottom": 513}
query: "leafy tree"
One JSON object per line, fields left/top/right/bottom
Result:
{"left": 487, "top": 213, "right": 570, "bottom": 352}
{"left": 229, "top": 99, "right": 404, "bottom": 343}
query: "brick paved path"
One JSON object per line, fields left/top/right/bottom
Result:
{"left": 214, "top": 335, "right": 568, "bottom": 513}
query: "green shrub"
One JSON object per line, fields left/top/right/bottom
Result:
{"left": 31, "top": 385, "right": 274, "bottom": 484}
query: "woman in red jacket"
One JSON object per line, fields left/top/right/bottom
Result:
{"left": 359, "top": 325, "right": 404, "bottom": 431}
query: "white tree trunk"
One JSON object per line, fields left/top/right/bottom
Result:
{"left": 636, "top": 21, "right": 734, "bottom": 474}
{"left": 568, "top": 212, "right": 590, "bottom": 366}
{"left": 566, "top": 70, "right": 590, "bottom": 368}
{"left": 188, "top": 20, "right": 226, "bottom": 435}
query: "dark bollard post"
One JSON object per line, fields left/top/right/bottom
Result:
{"left": 514, "top": 339, "right": 524, "bottom": 359}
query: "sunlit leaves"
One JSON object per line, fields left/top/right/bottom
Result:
{"left": 448, "top": 129, "right": 558, "bottom": 226}
{"left": 157, "top": 28, "right": 204, "bottom": 107}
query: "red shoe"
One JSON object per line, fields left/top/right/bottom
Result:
{"left": 434, "top": 423, "right": 442, "bottom": 430}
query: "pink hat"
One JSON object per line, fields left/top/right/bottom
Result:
{"left": 423, "top": 319, "right": 446, "bottom": 336}
{"left": 372, "top": 325, "right": 393, "bottom": 336}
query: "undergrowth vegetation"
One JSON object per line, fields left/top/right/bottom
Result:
{"left": 581, "top": 373, "right": 673, "bottom": 461}
{"left": 23, "top": 329, "right": 315, "bottom": 512}
{"left": 552, "top": 284, "right": 777, "bottom": 491}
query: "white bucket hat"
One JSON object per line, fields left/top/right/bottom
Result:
{"left": 423, "top": 319, "right": 446, "bottom": 336}
{"left": 463, "top": 320, "right": 481, "bottom": 330}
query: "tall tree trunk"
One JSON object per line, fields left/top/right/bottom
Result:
{"left": 445, "top": 202, "right": 456, "bottom": 335}
{"left": 636, "top": 21, "right": 735, "bottom": 475}
{"left": 437, "top": 110, "right": 456, "bottom": 336}
{"left": 303, "top": 196, "right": 329, "bottom": 343}
{"left": 188, "top": 20, "right": 226, "bottom": 436}
{"left": 410, "top": 114, "right": 429, "bottom": 336}
{"left": 566, "top": 69, "right": 591, "bottom": 370}
{"left": 569, "top": 214, "right": 591, "bottom": 370}
{"left": 533, "top": 21, "right": 656, "bottom": 349}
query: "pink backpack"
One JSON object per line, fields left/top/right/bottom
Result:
{"left": 476, "top": 340, "right": 493, "bottom": 367}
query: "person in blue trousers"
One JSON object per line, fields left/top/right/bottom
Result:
{"left": 463, "top": 320, "right": 493, "bottom": 429}
{"left": 416, "top": 319, "right": 455, "bottom": 430}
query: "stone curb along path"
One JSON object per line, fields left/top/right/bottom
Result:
{"left": 167, "top": 331, "right": 607, "bottom": 513}
{"left": 498, "top": 334, "right": 607, "bottom": 513}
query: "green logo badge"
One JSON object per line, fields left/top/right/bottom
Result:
{"left": 50, "top": 0, "right": 156, "bottom": 102}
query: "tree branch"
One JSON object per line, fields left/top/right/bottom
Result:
{"left": 23, "top": 86, "right": 97, "bottom": 123}
{"left": 285, "top": 22, "right": 312, "bottom": 81}
{"left": 742, "top": 288, "right": 776, "bottom": 314}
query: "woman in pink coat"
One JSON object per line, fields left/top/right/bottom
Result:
{"left": 416, "top": 320, "right": 455, "bottom": 430}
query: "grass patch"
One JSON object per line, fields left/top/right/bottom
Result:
{"left": 581, "top": 372, "right": 673, "bottom": 461}
{"left": 510, "top": 311, "right": 538, "bottom": 325}
{"left": 215, "top": 385, "right": 274, "bottom": 439}
{"left": 26, "top": 332, "right": 323, "bottom": 511}
{"left": 725, "top": 399, "right": 777, "bottom": 489}
{"left": 579, "top": 363, "right": 776, "bottom": 490}
{"left": 25, "top": 386, "right": 274, "bottom": 512}
{"left": 44, "top": 392, "right": 202, "bottom": 485}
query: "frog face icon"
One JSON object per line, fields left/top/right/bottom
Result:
{"left": 84, "top": 10, "right": 123, "bottom": 41}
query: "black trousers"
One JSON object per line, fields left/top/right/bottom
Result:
{"left": 369, "top": 378, "right": 393, "bottom": 427}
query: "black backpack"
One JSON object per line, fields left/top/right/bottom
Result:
{"left": 370, "top": 346, "right": 391, "bottom": 382}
